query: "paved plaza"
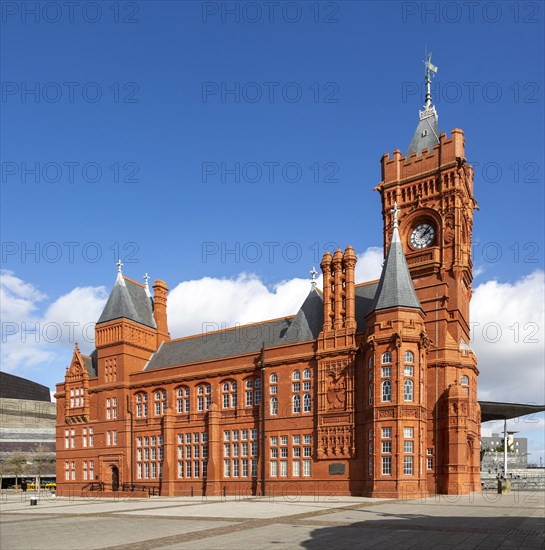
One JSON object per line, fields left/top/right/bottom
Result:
{"left": 1, "top": 490, "right": 544, "bottom": 549}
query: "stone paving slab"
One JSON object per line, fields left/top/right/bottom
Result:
{"left": 1, "top": 492, "right": 543, "bottom": 550}
{"left": 0, "top": 515, "right": 232, "bottom": 550}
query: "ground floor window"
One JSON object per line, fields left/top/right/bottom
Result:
{"left": 177, "top": 432, "right": 208, "bottom": 479}
{"left": 137, "top": 434, "right": 164, "bottom": 480}
{"left": 382, "top": 457, "right": 392, "bottom": 475}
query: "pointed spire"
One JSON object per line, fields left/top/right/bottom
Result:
{"left": 370, "top": 204, "right": 422, "bottom": 312}
{"left": 406, "top": 53, "right": 440, "bottom": 156}
{"left": 144, "top": 273, "right": 151, "bottom": 297}
{"left": 115, "top": 259, "right": 125, "bottom": 286}
{"left": 310, "top": 266, "right": 318, "bottom": 290}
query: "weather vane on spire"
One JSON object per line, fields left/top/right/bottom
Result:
{"left": 423, "top": 51, "right": 438, "bottom": 109}
{"left": 390, "top": 201, "right": 400, "bottom": 230}
{"left": 310, "top": 266, "right": 318, "bottom": 289}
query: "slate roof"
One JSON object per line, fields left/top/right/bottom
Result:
{"left": 370, "top": 226, "right": 422, "bottom": 312}
{"left": 282, "top": 288, "right": 324, "bottom": 343}
{"left": 406, "top": 107, "right": 440, "bottom": 156}
{"left": 144, "top": 317, "right": 293, "bottom": 371}
{"left": 97, "top": 276, "right": 156, "bottom": 329}
{"left": 0, "top": 371, "right": 51, "bottom": 401}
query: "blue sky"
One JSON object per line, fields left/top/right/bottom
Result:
{"left": 1, "top": 1, "right": 544, "bottom": 462}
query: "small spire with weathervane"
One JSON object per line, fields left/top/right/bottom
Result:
{"left": 144, "top": 273, "right": 151, "bottom": 297}
{"left": 390, "top": 201, "right": 400, "bottom": 231}
{"left": 115, "top": 259, "right": 125, "bottom": 286}
{"left": 310, "top": 266, "right": 318, "bottom": 290}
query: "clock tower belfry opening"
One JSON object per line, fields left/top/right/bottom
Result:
{"left": 375, "top": 55, "right": 481, "bottom": 494}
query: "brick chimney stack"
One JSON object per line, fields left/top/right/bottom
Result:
{"left": 153, "top": 279, "right": 170, "bottom": 346}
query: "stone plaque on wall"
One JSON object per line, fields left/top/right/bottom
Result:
{"left": 329, "top": 463, "right": 345, "bottom": 475}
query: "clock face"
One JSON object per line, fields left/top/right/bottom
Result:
{"left": 410, "top": 223, "right": 435, "bottom": 249}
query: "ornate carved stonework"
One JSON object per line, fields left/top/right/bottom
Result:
{"left": 317, "top": 356, "right": 355, "bottom": 459}
{"left": 317, "top": 425, "right": 355, "bottom": 459}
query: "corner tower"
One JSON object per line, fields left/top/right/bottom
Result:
{"left": 363, "top": 204, "right": 430, "bottom": 498}
{"left": 375, "top": 56, "right": 480, "bottom": 494}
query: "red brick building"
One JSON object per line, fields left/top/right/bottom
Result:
{"left": 55, "top": 78, "right": 481, "bottom": 498}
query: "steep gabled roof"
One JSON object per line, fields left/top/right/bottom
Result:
{"left": 370, "top": 224, "right": 422, "bottom": 312}
{"left": 97, "top": 276, "right": 156, "bottom": 329}
{"left": 282, "top": 287, "right": 324, "bottom": 343}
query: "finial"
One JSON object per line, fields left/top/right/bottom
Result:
{"left": 423, "top": 51, "right": 438, "bottom": 109}
{"left": 390, "top": 201, "right": 400, "bottom": 230}
{"left": 143, "top": 273, "right": 151, "bottom": 297}
{"left": 115, "top": 259, "right": 125, "bottom": 285}
{"left": 310, "top": 266, "right": 318, "bottom": 289}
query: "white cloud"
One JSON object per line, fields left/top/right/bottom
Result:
{"left": 0, "top": 270, "right": 108, "bottom": 384}
{"left": 471, "top": 270, "right": 545, "bottom": 404}
{"left": 168, "top": 273, "right": 310, "bottom": 338}
{"left": 355, "top": 247, "right": 383, "bottom": 283}
{"left": 167, "top": 246, "right": 385, "bottom": 338}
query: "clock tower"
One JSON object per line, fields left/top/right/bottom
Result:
{"left": 375, "top": 55, "right": 481, "bottom": 494}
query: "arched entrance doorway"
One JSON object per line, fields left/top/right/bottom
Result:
{"left": 111, "top": 466, "right": 119, "bottom": 491}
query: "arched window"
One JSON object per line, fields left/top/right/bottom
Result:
{"left": 368, "top": 383, "right": 373, "bottom": 405}
{"left": 176, "top": 387, "right": 190, "bottom": 414}
{"left": 154, "top": 390, "right": 167, "bottom": 415}
{"left": 382, "top": 380, "right": 392, "bottom": 402}
{"left": 461, "top": 375, "right": 469, "bottom": 385}
{"left": 382, "top": 352, "right": 392, "bottom": 364}
{"left": 245, "top": 378, "right": 260, "bottom": 407}
{"left": 368, "top": 356, "right": 374, "bottom": 368}
{"left": 404, "top": 380, "right": 413, "bottom": 402}
{"left": 270, "top": 397, "right": 278, "bottom": 416}
{"left": 221, "top": 380, "right": 237, "bottom": 409}
{"left": 136, "top": 392, "right": 148, "bottom": 417}
{"left": 293, "top": 370, "right": 301, "bottom": 380}
{"left": 293, "top": 394, "right": 301, "bottom": 413}
{"left": 404, "top": 351, "right": 414, "bottom": 363}
{"left": 197, "top": 384, "right": 211, "bottom": 411}
{"left": 303, "top": 369, "right": 311, "bottom": 379}
{"left": 303, "top": 393, "right": 311, "bottom": 413}
{"left": 270, "top": 373, "right": 278, "bottom": 384}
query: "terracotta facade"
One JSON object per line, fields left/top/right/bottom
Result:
{"left": 56, "top": 123, "right": 480, "bottom": 498}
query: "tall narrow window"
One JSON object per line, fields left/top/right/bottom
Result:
{"left": 154, "top": 390, "right": 167, "bottom": 415}
{"left": 177, "top": 387, "right": 190, "bottom": 413}
{"left": 293, "top": 394, "right": 301, "bottom": 413}
{"left": 303, "top": 393, "right": 311, "bottom": 413}
{"left": 382, "top": 380, "right": 392, "bottom": 402}
{"left": 403, "top": 380, "right": 413, "bottom": 402}
{"left": 270, "top": 397, "right": 278, "bottom": 416}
